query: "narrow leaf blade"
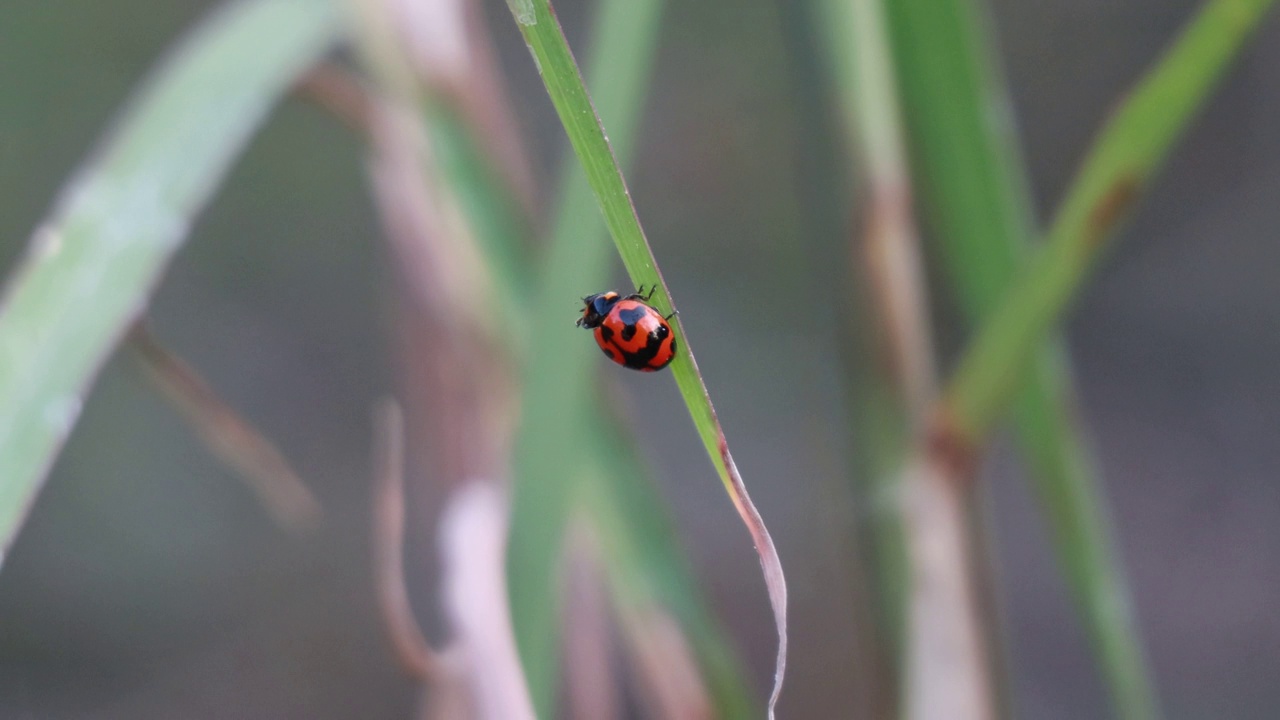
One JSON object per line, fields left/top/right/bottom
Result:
{"left": 507, "top": 1, "right": 788, "bottom": 714}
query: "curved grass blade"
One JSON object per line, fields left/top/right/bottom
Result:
{"left": 505, "top": 0, "right": 754, "bottom": 714}
{"left": 499, "top": 0, "right": 665, "bottom": 707}
{"left": 504, "top": 0, "right": 671, "bottom": 713}
{"left": 0, "top": 0, "right": 342, "bottom": 561}
{"left": 504, "top": 0, "right": 788, "bottom": 715}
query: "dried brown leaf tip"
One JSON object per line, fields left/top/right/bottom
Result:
{"left": 717, "top": 438, "right": 787, "bottom": 718}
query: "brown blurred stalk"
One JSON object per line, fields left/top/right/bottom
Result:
{"left": 370, "top": 400, "right": 442, "bottom": 682}
{"left": 827, "top": 0, "right": 995, "bottom": 716}
{"left": 345, "top": 0, "right": 536, "bottom": 716}
{"left": 618, "top": 601, "right": 714, "bottom": 720}
{"left": 128, "top": 325, "right": 321, "bottom": 532}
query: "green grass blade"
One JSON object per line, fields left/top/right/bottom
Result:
{"left": 881, "top": 0, "right": 1031, "bottom": 300}
{"left": 945, "top": 0, "right": 1278, "bottom": 442}
{"left": 505, "top": 1, "right": 789, "bottom": 715}
{"left": 0, "top": 0, "right": 341, "bottom": 561}
{"left": 507, "top": 0, "right": 753, "bottom": 714}
{"left": 880, "top": 0, "right": 1162, "bottom": 717}
{"left": 423, "top": 106, "right": 532, "bottom": 302}
{"left": 1015, "top": 357, "right": 1155, "bottom": 719}
{"left": 504, "top": 0, "right": 664, "bottom": 710}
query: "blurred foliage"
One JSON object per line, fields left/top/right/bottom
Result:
{"left": 0, "top": 0, "right": 1276, "bottom": 718}
{"left": 0, "top": 0, "right": 341, "bottom": 559}
{"left": 878, "top": 0, "right": 1159, "bottom": 716}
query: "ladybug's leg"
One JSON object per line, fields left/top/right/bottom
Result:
{"left": 664, "top": 310, "right": 677, "bottom": 321}
{"left": 628, "top": 285, "right": 658, "bottom": 302}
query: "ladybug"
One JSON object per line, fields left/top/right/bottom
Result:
{"left": 576, "top": 286, "right": 677, "bottom": 372}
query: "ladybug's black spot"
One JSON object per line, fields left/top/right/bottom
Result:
{"left": 620, "top": 324, "right": 673, "bottom": 370}
{"left": 669, "top": 337, "right": 677, "bottom": 355}
{"left": 616, "top": 306, "right": 648, "bottom": 334}
{"left": 598, "top": 324, "right": 614, "bottom": 343}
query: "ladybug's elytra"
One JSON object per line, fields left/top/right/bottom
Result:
{"left": 576, "top": 286, "right": 677, "bottom": 372}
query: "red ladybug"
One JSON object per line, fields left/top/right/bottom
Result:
{"left": 576, "top": 286, "right": 677, "bottom": 372}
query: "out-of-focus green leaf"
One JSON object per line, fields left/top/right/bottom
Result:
{"left": 946, "top": 0, "right": 1279, "bottom": 440}
{"left": 892, "top": 0, "right": 1276, "bottom": 717}
{"left": 423, "top": 106, "right": 532, "bottom": 310}
{"left": 583, "top": 415, "right": 756, "bottom": 718}
{"left": 881, "top": 0, "right": 1161, "bottom": 716}
{"left": 0, "top": 0, "right": 341, "bottom": 561}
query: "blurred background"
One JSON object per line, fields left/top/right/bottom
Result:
{"left": 1, "top": 0, "right": 1278, "bottom": 717}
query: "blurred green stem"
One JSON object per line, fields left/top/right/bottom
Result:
{"left": 881, "top": 0, "right": 1276, "bottom": 717}
{"left": 945, "top": 0, "right": 1278, "bottom": 441}
{"left": 931, "top": 0, "right": 1275, "bottom": 713}
{"left": 879, "top": 0, "right": 1137, "bottom": 713}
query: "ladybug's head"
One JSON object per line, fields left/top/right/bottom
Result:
{"left": 577, "top": 291, "right": 619, "bottom": 329}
